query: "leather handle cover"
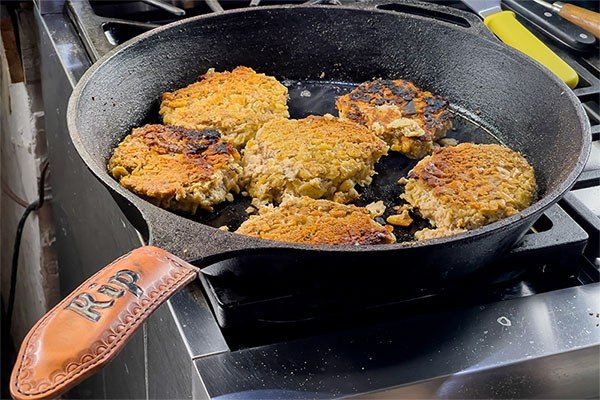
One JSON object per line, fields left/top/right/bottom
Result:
{"left": 559, "top": 4, "right": 600, "bottom": 39}
{"left": 10, "top": 246, "right": 198, "bottom": 400}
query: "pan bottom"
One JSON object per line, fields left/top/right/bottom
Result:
{"left": 153, "top": 80, "right": 502, "bottom": 241}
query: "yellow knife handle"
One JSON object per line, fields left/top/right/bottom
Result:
{"left": 484, "top": 10, "right": 579, "bottom": 88}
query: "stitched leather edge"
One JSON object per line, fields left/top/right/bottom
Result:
{"left": 13, "top": 248, "right": 197, "bottom": 398}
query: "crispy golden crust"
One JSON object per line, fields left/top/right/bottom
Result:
{"left": 241, "top": 114, "right": 389, "bottom": 204}
{"left": 159, "top": 66, "right": 289, "bottom": 147}
{"left": 401, "top": 143, "right": 537, "bottom": 240}
{"left": 413, "top": 227, "right": 466, "bottom": 241}
{"left": 108, "top": 124, "right": 242, "bottom": 213}
{"left": 236, "top": 196, "right": 396, "bottom": 245}
{"left": 336, "top": 79, "right": 452, "bottom": 158}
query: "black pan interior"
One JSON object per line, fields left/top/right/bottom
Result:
{"left": 143, "top": 79, "right": 503, "bottom": 241}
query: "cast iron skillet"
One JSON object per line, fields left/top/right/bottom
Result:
{"left": 65, "top": 0, "right": 590, "bottom": 277}
{"left": 11, "top": 2, "right": 590, "bottom": 399}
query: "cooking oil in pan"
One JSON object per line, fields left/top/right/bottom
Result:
{"left": 190, "top": 79, "right": 501, "bottom": 241}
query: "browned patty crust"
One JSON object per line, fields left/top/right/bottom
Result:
{"left": 108, "top": 124, "right": 242, "bottom": 213}
{"left": 159, "top": 66, "right": 289, "bottom": 147}
{"left": 241, "top": 114, "right": 389, "bottom": 204}
{"left": 401, "top": 143, "right": 537, "bottom": 240}
{"left": 336, "top": 79, "right": 452, "bottom": 158}
{"left": 236, "top": 196, "right": 396, "bottom": 245}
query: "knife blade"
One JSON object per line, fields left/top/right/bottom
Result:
{"left": 462, "top": 0, "right": 502, "bottom": 18}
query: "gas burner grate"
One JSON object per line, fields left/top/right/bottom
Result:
{"left": 66, "top": 0, "right": 309, "bottom": 60}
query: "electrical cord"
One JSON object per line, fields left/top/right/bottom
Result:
{"left": 6, "top": 161, "right": 49, "bottom": 338}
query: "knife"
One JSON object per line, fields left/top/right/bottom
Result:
{"left": 461, "top": 0, "right": 579, "bottom": 88}
{"left": 532, "top": 0, "right": 600, "bottom": 39}
{"left": 503, "top": 0, "right": 596, "bottom": 53}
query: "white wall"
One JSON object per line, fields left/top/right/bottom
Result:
{"left": 1, "top": 7, "right": 59, "bottom": 345}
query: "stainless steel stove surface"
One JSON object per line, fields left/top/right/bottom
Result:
{"left": 34, "top": 1, "right": 599, "bottom": 398}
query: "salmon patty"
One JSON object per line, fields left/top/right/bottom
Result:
{"left": 242, "top": 114, "right": 388, "bottom": 204}
{"left": 108, "top": 124, "right": 242, "bottom": 214}
{"left": 336, "top": 79, "right": 452, "bottom": 158}
{"left": 401, "top": 143, "right": 537, "bottom": 240}
{"left": 236, "top": 196, "right": 396, "bottom": 245}
{"left": 159, "top": 66, "right": 289, "bottom": 147}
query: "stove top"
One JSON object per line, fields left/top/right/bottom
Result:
{"left": 34, "top": 1, "right": 599, "bottom": 398}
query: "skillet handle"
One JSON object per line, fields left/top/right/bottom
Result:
{"left": 10, "top": 246, "right": 198, "bottom": 400}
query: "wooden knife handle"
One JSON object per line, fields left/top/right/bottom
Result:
{"left": 559, "top": 3, "right": 600, "bottom": 39}
{"left": 10, "top": 246, "right": 198, "bottom": 400}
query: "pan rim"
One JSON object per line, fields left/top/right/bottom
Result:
{"left": 67, "top": 3, "right": 592, "bottom": 254}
